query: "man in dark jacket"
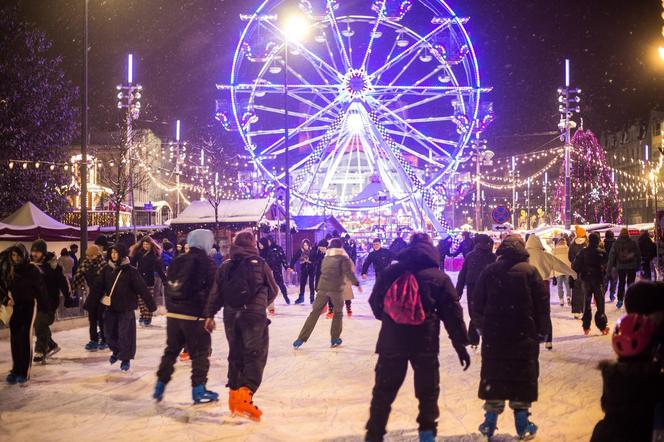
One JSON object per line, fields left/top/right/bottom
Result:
{"left": 98, "top": 244, "right": 155, "bottom": 371}
{"left": 568, "top": 227, "right": 588, "bottom": 318}
{"left": 361, "top": 238, "right": 392, "bottom": 280}
{"left": 608, "top": 228, "right": 641, "bottom": 309}
{"left": 258, "top": 236, "right": 290, "bottom": 304}
{"left": 30, "top": 239, "right": 74, "bottom": 363}
{"left": 311, "top": 239, "right": 328, "bottom": 294}
{"left": 451, "top": 231, "right": 475, "bottom": 258}
{"left": 638, "top": 230, "right": 657, "bottom": 281}
{"left": 204, "top": 230, "right": 278, "bottom": 422}
{"left": 288, "top": 239, "right": 315, "bottom": 304}
{"left": 456, "top": 234, "right": 496, "bottom": 347}
{"left": 472, "top": 235, "right": 550, "bottom": 440}
{"left": 72, "top": 244, "right": 108, "bottom": 351}
{"left": 437, "top": 236, "right": 453, "bottom": 269}
{"left": 572, "top": 233, "right": 609, "bottom": 335}
{"left": 365, "top": 233, "right": 470, "bottom": 442}
{"left": 388, "top": 235, "right": 408, "bottom": 257}
{"left": 154, "top": 229, "right": 218, "bottom": 404}
{"left": 603, "top": 230, "right": 617, "bottom": 301}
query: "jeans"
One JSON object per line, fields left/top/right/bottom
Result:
{"left": 581, "top": 279, "right": 607, "bottom": 331}
{"left": 556, "top": 276, "right": 570, "bottom": 302}
{"left": 300, "top": 291, "right": 345, "bottom": 341}
{"left": 223, "top": 311, "right": 270, "bottom": 392}
{"left": 273, "top": 269, "right": 289, "bottom": 301}
{"left": 34, "top": 310, "right": 56, "bottom": 354}
{"left": 299, "top": 263, "right": 315, "bottom": 299}
{"left": 157, "top": 317, "right": 211, "bottom": 387}
{"left": 365, "top": 354, "right": 440, "bottom": 442}
{"left": 104, "top": 309, "right": 137, "bottom": 361}
{"left": 617, "top": 270, "right": 636, "bottom": 303}
{"left": 484, "top": 400, "right": 532, "bottom": 414}
{"left": 604, "top": 268, "right": 617, "bottom": 298}
{"left": 88, "top": 304, "right": 106, "bottom": 343}
{"left": 466, "top": 283, "right": 480, "bottom": 346}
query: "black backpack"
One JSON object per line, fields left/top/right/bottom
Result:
{"left": 222, "top": 256, "right": 263, "bottom": 308}
{"left": 165, "top": 254, "right": 203, "bottom": 303}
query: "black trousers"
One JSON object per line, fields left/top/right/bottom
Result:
{"left": 466, "top": 283, "right": 480, "bottom": 346}
{"left": 642, "top": 259, "right": 653, "bottom": 280}
{"left": 366, "top": 354, "right": 440, "bottom": 441}
{"left": 299, "top": 263, "right": 315, "bottom": 298}
{"left": 617, "top": 270, "right": 636, "bottom": 303}
{"left": 157, "top": 317, "right": 211, "bottom": 387}
{"left": 104, "top": 309, "right": 136, "bottom": 362}
{"left": 34, "top": 310, "right": 56, "bottom": 354}
{"left": 10, "top": 302, "right": 37, "bottom": 378}
{"left": 88, "top": 304, "right": 106, "bottom": 343}
{"left": 273, "top": 269, "right": 289, "bottom": 300}
{"left": 570, "top": 277, "right": 585, "bottom": 314}
{"left": 223, "top": 312, "right": 270, "bottom": 392}
{"left": 582, "top": 279, "right": 608, "bottom": 331}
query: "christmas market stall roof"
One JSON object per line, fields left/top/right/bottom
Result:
{"left": 0, "top": 202, "right": 98, "bottom": 241}
{"left": 292, "top": 215, "right": 346, "bottom": 233}
{"left": 168, "top": 199, "right": 282, "bottom": 228}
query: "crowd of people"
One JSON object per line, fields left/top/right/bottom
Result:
{"left": 0, "top": 225, "right": 662, "bottom": 441}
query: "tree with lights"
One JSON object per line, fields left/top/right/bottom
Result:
{"left": 553, "top": 129, "right": 621, "bottom": 224}
{"left": 0, "top": 10, "right": 78, "bottom": 220}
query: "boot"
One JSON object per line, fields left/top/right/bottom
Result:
{"left": 331, "top": 338, "right": 342, "bottom": 348}
{"left": 283, "top": 294, "right": 291, "bottom": 305}
{"left": 84, "top": 341, "right": 98, "bottom": 351}
{"left": 228, "top": 389, "right": 239, "bottom": 414}
{"left": 418, "top": 431, "right": 435, "bottom": 442}
{"left": 479, "top": 411, "right": 498, "bottom": 438}
{"left": 179, "top": 351, "right": 190, "bottom": 362}
{"left": 192, "top": 385, "right": 219, "bottom": 404}
{"left": 514, "top": 409, "right": 537, "bottom": 440}
{"left": 234, "top": 386, "right": 262, "bottom": 421}
{"left": 294, "top": 294, "right": 305, "bottom": 304}
{"left": 153, "top": 380, "right": 166, "bottom": 402}
{"left": 309, "top": 295, "right": 315, "bottom": 304}
{"left": 293, "top": 338, "right": 305, "bottom": 349}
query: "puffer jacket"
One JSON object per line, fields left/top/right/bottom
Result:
{"left": 456, "top": 242, "right": 496, "bottom": 296}
{"left": 131, "top": 249, "right": 165, "bottom": 287}
{"left": 317, "top": 248, "right": 359, "bottom": 293}
{"left": 369, "top": 242, "right": 469, "bottom": 355}
{"left": 1, "top": 247, "right": 49, "bottom": 311}
{"left": 96, "top": 257, "right": 155, "bottom": 313}
{"left": 35, "top": 252, "right": 72, "bottom": 312}
{"left": 205, "top": 244, "right": 278, "bottom": 319}
{"left": 608, "top": 234, "right": 641, "bottom": 271}
{"left": 165, "top": 247, "right": 217, "bottom": 317}
{"left": 259, "top": 239, "right": 288, "bottom": 273}
{"left": 572, "top": 245, "right": 607, "bottom": 282}
{"left": 568, "top": 237, "right": 587, "bottom": 269}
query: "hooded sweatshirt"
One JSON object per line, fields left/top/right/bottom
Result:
{"left": 317, "top": 247, "right": 359, "bottom": 293}
{"left": 525, "top": 234, "right": 576, "bottom": 281}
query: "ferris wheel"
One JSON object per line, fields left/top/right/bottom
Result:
{"left": 218, "top": 0, "right": 491, "bottom": 231}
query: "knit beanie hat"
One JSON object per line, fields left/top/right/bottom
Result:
{"left": 94, "top": 235, "right": 109, "bottom": 249}
{"left": 31, "top": 239, "right": 47, "bottom": 255}
{"left": 575, "top": 225, "right": 587, "bottom": 238}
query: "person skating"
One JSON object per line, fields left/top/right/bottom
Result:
{"left": 552, "top": 237, "right": 572, "bottom": 306}
{"left": 473, "top": 235, "right": 551, "bottom": 440}
{"left": 572, "top": 233, "right": 609, "bottom": 336}
{"left": 154, "top": 229, "right": 218, "bottom": 404}
{"left": 343, "top": 234, "right": 358, "bottom": 264}
{"left": 638, "top": 230, "right": 657, "bottom": 281}
{"left": 69, "top": 243, "right": 79, "bottom": 274}
{"left": 603, "top": 230, "right": 617, "bottom": 302}
{"left": 365, "top": 233, "right": 470, "bottom": 442}
{"left": 1, "top": 244, "right": 48, "bottom": 385}
{"left": 456, "top": 233, "right": 496, "bottom": 348}
{"left": 451, "top": 231, "right": 475, "bottom": 258}
{"left": 258, "top": 236, "right": 290, "bottom": 304}
{"left": 129, "top": 236, "right": 165, "bottom": 326}
{"left": 289, "top": 239, "right": 315, "bottom": 304}
{"left": 569, "top": 226, "right": 588, "bottom": 319}
{"left": 361, "top": 238, "right": 392, "bottom": 280}
{"left": 204, "top": 230, "right": 278, "bottom": 421}
{"left": 328, "top": 258, "right": 357, "bottom": 318}
{"left": 436, "top": 236, "right": 453, "bottom": 270}
{"left": 311, "top": 239, "right": 328, "bottom": 302}
{"left": 72, "top": 245, "right": 108, "bottom": 351}
{"left": 30, "top": 239, "right": 74, "bottom": 363}
{"left": 98, "top": 244, "right": 156, "bottom": 372}
{"left": 608, "top": 228, "right": 641, "bottom": 309}
{"left": 388, "top": 234, "right": 408, "bottom": 257}
{"left": 293, "top": 238, "right": 360, "bottom": 349}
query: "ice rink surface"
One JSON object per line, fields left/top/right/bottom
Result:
{"left": 0, "top": 273, "right": 618, "bottom": 442}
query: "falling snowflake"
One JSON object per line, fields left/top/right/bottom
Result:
{"left": 590, "top": 187, "right": 600, "bottom": 202}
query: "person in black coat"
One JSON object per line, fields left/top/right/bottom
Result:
{"left": 311, "top": 239, "right": 328, "bottom": 293}
{"left": 30, "top": 239, "right": 73, "bottom": 362}
{"left": 603, "top": 230, "right": 617, "bottom": 302}
{"left": 451, "top": 231, "right": 475, "bottom": 258}
{"left": 98, "top": 244, "right": 155, "bottom": 371}
{"left": 129, "top": 236, "right": 165, "bottom": 326}
{"left": 154, "top": 229, "right": 218, "bottom": 403}
{"left": 437, "top": 236, "right": 453, "bottom": 269}
{"left": 456, "top": 234, "right": 496, "bottom": 347}
{"left": 72, "top": 244, "right": 108, "bottom": 351}
{"left": 472, "top": 235, "right": 550, "bottom": 440}
{"left": 289, "top": 239, "right": 315, "bottom": 304}
{"left": 638, "top": 230, "right": 657, "bottom": 281}
{"left": 258, "top": 236, "right": 290, "bottom": 304}
{"left": 1, "top": 244, "right": 48, "bottom": 384}
{"left": 572, "top": 233, "right": 609, "bottom": 335}
{"left": 361, "top": 238, "right": 392, "bottom": 280}
{"left": 365, "top": 233, "right": 470, "bottom": 442}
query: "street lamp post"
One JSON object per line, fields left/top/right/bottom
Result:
{"left": 283, "top": 35, "right": 291, "bottom": 263}
{"left": 80, "top": 0, "right": 89, "bottom": 253}
{"left": 175, "top": 119, "right": 182, "bottom": 217}
{"left": 558, "top": 59, "right": 581, "bottom": 229}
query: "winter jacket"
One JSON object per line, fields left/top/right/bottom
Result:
{"left": 72, "top": 255, "right": 107, "bottom": 311}
{"left": 526, "top": 234, "right": 576, "bottom": 281}
{"left": 4, "top": 262, "right": 49, "bottom": 311}
{"left": 165, "top": 247, "right": 216, "bottom": 318}
{"left": 361, "top": 248, "right": 392, "bottom": 276}
{"left": 259, "top": 240, "right": 288, "bottom": 274}
{"left": 344, "top": 241, "right": 357, "bottom": 262}
{"left": 311, "top": 247, "right": 326, "bottom": 275}
{"left": 608, "top": 234, "right": 641, "bottom": 271}
{"left": 97, "top": 258, "right": 155, "bottom": 313}
{"left": 130, "top": 249, "right": 165, "bottom": 287}
{"left": 389, "top": 237, "right": 408, "bottom": 257}
{"left": 368, "top": 242, "right": 469, "bottom": 355}
{"left": 290, "top": 245, "right": 313, "bottom": 268}
{"left": 473, "top": 241, "right": 551, "bottom": 403}
{"left": 161, "top": 250, "right": 174, "bottom": 269}
{"left": 58, "top": 255, "right": 75, "bottom": 280}
{"left": 456, "top": 242, "right": 496, "bottom": 296}
{"left": 34, "top": 253, "right": 72, "bottom": 312}
{"left": 604, "top": 236, "right": 616, "bottom": 256}
{"left": 317, "top": 248, "right": 359, "bottom": 293}
{"left": 452, "top": 237, "right": 475, "bottom": 258}
{"left": 572, "top": 245, "right": 607, "bottom": 282}
{"left": 568, "top": 237, "right": 587, "bottom": 268}
{"left": 638, "top": 233, "right": 657, "bottom": 262}
{"left": 437, "top": 237, "right": 453, "bottom": 260}
{"left": 205, "top": 244, "right": 278, "bottom": 319}
{"left": 590, "top": 359, "right": 662, "bottom": 442}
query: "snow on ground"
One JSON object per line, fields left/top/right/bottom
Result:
{"left": 0, "top": 273, "right": 618, "bottom": 442}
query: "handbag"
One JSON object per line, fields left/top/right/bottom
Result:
{"left": 101, "top": 270, "right": 123, "bottom": 307}
{"left": 0, "top": 293, "right": 14, "bottom": 326}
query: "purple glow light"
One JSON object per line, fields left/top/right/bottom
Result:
{"left": 565, "top": 59, "right": 570, "bottom": 87}
{"left": 176, "top": 119, "right": 181, "bottom": 142}
{"left": 128, "top": 54, "right": 133, "bottom": 84}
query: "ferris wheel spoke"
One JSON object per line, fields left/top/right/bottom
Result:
{"left": 369, "top": 19, "right": 450, "bottom": 82}
{"left": 379, "top": 64, "right": 446, "bottom": 106}
{"left": 360, "top": 4, "right": 385, "bottom": 71}
{"left": 289, "top": 91, "right": 341, "bottom": 119}
{"left": 246, "top": 125, "right": 330, "bottom": 137}
{"left": 326, "top": 5, "right": 353, "bottom": 70}
{"left": 323, "top": 34, "right": 341, "bottom": 72}
{"left": 252, "top": 104, "right": 335, "bottom": 123}
{"left": 389, "top": 94, "right": 448, "bottom": 115}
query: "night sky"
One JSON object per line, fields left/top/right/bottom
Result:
{"left": 8, "top": 0, "right": 664, "bottom": 154}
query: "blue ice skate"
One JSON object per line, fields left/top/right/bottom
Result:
{"left": 153, "top": 380, "right": 166, "bottom": 402}
{"left": 192, "top": 385, "right": 219, "bottom": 404}
{"left": 331, "top": 338, "right": 342, "bottom": 348}
{"left": 293, "top": 338, "right": 304, "bottom": 349}
{"left": 515, "top": 409, "right": 537, "bottom": 440}
{"left": 479, "top": 411, "right": 498, "bottom": 439}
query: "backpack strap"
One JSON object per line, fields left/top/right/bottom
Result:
{"left": 107, "top": 270, "right": 123, "bottom": 299}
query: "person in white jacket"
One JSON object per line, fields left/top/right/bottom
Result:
{"left": 552, "top": 237, "right": 573, "bottom": 306}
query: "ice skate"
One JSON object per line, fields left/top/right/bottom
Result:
{"left": 283, "top": 295, "right": 291, "bottom": 305}
{"left": 294, "top": 294, "right": 304, "bottom": 304}
{"left": 47, "top": 343, "right": 61, "bottom": 357}
{"left": 16, "top": 376, "right": 28, "bottom": 387}
{"left": 346, "top": 308, "right": 352, "bottom": 317}
{"left": 418, "top": 430, "right": 435, "bottom": 442}
{"left": 583, "top": 328, "right": 590, "bottom": 336}
{"left": 601, "top": 327, "right": 610, "bottom": 335}
{"left": 514, "top": 409, "right": 537, "bottom": 440}
{"left": 179, "top": 351, "right": 190, "bottom": 362}
{"left": 233, "top": 387, "right": 262, "bottom": 421}
{"left": 228, "top": 389, "right": 239, "bottom": 414}
{"left": 120, "top": 361, "right": 130, "bottom": 372}
{"left": 33, "top": 352, "right": 45, "bottom": 363}
{"left": 326, "top": 311, "right": 333, "bottom": 319}
{"left": 616, "top": 300, "right": 623, "bottom": 309}
{"left": 153, "top": 380, "right": 166, "bottom": 402}
{"left": 97, "top": 341, "right": 109, "bottom": 350}
{"left": 109, "top": 354, "right": 118, "bottom": 365}
{"left": 479, "top": 411, "right": 498, "bottom": 439}
{"left": 331, "top": 338, "right": 342, "bottom": 348}
{"left": 84, "top": 341, "right": 98, "bottom": 351}
{"left": 6, "top": 372, "right": 17, "bottom": 385}
{"left": 293, "top": 338, "right": 304, "bottom": 349}
{"left": 192, "top": 385, "right": 219, "bottom": 404}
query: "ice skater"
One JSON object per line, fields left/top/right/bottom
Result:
{"left": 572, "top": 232, "right": 609, "bottom": 336}
{"left": 293, "top": 238, "right": 361, "bottom": 349}
{"left": 72, "top": 244, "right": 108, "bottom": 351}
{"left": 288, "top": 239, "right": 315, "bottom": 304}
{"left": 129, "top": 236, "right": 165, "bottom": 326}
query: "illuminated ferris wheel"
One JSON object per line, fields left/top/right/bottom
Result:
{"left": 218, "top": 0, "right": 491, "bottom": 231}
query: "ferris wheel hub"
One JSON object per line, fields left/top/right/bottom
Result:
{"left": 342, "top": 69, "right": 371, "bottom": 101}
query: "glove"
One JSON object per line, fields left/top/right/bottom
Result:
{"left": 453, "top": 343, "right": 471, "bottom": 371}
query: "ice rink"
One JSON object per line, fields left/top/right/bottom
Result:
{"left": 0, "top": 273, "right": 618, "bottom": 442}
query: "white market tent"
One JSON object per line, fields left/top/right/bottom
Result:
{"left": 0, "top": 202, "right": 93, "bottom": 241}
{"left": 168, "top": 199, "right": 274, "bottom": 226}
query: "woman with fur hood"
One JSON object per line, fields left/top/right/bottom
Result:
{"left": 129, "top": 236, "right": 165, "bottom": 326}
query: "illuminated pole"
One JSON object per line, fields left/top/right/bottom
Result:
{"left": 563, "top": 59, "right": 572, "bottom": 230}
{"left": 175, "top": 119, "right": 181, "bottom": 217}
{"left": 474, "top": 135, "right": 481, "bottom": 231}
{"left": 283, "top": 36, "right": 291, "bottom": 262}
{"left": 544, "top": 171, "right": 548, "bottom": 218}
{"left": 80, "top": 0, "right": 89, "bottom": 253}
{"left": 511, "top": 156, "right": 516, "bottom": 226}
